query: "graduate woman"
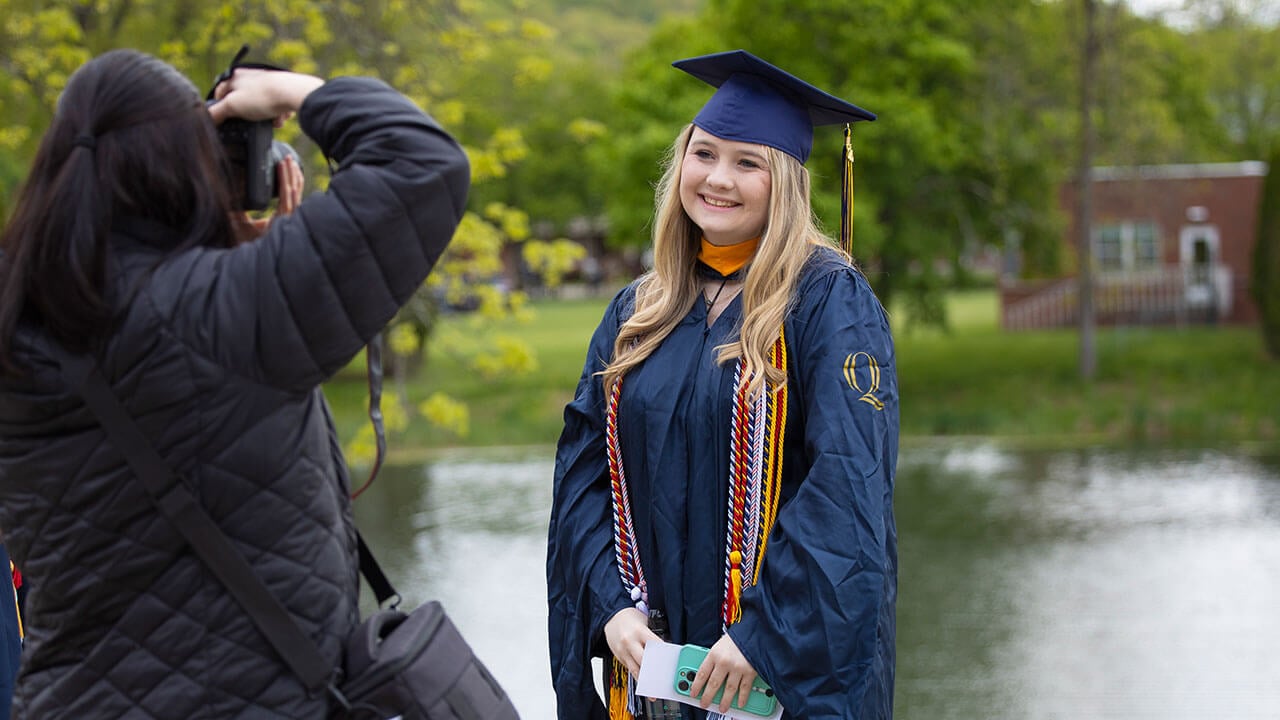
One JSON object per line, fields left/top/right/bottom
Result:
{"left": 547, "top": 50, "right": 898, "bottom": 720}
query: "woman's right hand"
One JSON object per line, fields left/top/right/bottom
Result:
{"left": 208, "top": 69, "right": 324, "bottom": 125}
{"left": 604, "top": 607, "right": 659, "bottom": 679}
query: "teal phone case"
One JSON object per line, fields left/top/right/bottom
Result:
{"left": 672, "top": 644, "right": 777, "bottom": 717}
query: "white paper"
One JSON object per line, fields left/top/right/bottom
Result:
{"left": 635, "top": 641, "right": 784, "bottom": 720}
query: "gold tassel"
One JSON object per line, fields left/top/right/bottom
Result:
{"left": 840, "top": 123, "right": 855, "bottom": 257}
{"left": 9, "top": 561, "right": 20, "bottom": 640}
{"left": 727, "top": 550, "right": 743, "bottom": 624}
{"left": 608, "top": 656, "right": 634, "bottom": 720}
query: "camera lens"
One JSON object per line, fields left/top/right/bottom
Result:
{"left": 677, "top": 680, "right": 689, "bottom": 693}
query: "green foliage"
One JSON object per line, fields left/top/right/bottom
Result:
{"left": 523, "top": 238, "right": 588, "bottom": 286}
{"left": 0, "top": 0, "right": 586, "bottom": 462}
{"left": 1254, "top": 147, "right": 1280, "bottom": 358}
{"left": 1184, "top": 1, "right": 1280, "bottom": 159}
{"left": 584, "top": 15, "right": 726, "bottom": 247}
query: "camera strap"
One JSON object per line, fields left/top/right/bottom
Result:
{"left": 348, "top": 333, "right": 387, "bottom": 500}
{"left": 206, "top": 44, "right": 291, "bottom": 101}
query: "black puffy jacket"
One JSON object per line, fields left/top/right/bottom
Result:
{"left": 0, "top": 77, "right": 469, "bottom": 718}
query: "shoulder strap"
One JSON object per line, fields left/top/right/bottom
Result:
{"left": 48, "top": 346, "right": 379, "bottom": 693}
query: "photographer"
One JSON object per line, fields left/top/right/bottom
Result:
{"left": 0, "top": 49, "right": 469, "bottom": 718}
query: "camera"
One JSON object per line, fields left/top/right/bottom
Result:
{"left": 217, "top": 115, "right": 301, "bottom": 211}
{"left": 207, "top": 45, "right": 301, "bottom": 211}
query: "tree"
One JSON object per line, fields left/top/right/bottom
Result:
{"left": 0, "top": 0, "right": 573, "bottom": 458}
{"left": 1184, "top": 1, "right": 1280, "bottom": 159}
{"left": 1253, "top": 146, "right": 1280, "bottom": 358}
{"left": 584, "top": 16, "right": 727, "bottom": 248}
{"left": 718, "top": 0, "right": 991, "bottom": 316}
{"left": 1077, "top": 0, "right": 1100, "bottom": 380}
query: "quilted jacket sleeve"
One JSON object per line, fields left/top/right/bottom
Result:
{"left": 160, "top": 76, "right": 470, "bottom": 391}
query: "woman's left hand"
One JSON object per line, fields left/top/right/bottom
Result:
{"left": 689, "top": 633, "right": 760, "bottom": 714}
{"left": 245, "top": 154, "right": 303, "bottom": 238}
{"left": 274, "top": 154, "right": 303, "bottom": 215}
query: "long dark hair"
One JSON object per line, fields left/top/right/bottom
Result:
{"left": 0, "top": 49, "right": 237, "bottom": 369}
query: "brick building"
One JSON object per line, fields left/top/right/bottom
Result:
{"left": 1001, "top": 162, "right": 1268, "bottom": 330}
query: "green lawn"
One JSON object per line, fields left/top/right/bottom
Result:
{"left": 323, "top": 288, "right": 1280, "bottom": 458}
{"left": 325, "top": 296, "right": 609, "bottom": 453}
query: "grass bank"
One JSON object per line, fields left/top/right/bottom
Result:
{"left": 322, "top": 289, "right": 1280, "bottom": 457}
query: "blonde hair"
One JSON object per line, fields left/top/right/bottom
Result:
{"left": 602, "top": 124, "right": 844, "bottom": 397}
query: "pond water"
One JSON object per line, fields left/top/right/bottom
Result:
{"left": 351, "top": 443, "right": 1280, "bottom": 719}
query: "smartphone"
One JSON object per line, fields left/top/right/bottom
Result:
{"left": 672, "top": 644, "right": 777, "bottom": 717}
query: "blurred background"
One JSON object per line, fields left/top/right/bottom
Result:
{"left": 3, "top": 0, "right": 1279, "bottom": 717}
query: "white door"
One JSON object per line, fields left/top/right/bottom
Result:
{"left": 1179, "top": 225, "right": 1216, "bottom": 306}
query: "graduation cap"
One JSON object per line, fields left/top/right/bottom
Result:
{"left": 673, "top": 49, "right": 875, "bottom": 256}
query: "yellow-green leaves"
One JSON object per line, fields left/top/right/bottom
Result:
{"left": 523, "top": 238, "right": 587, "bottom": 288}
{"left": 418, "top": 392, "right": 470, "bottom": 438}
{"left": 467, "top": 128, "right": 529, "bottom": 181}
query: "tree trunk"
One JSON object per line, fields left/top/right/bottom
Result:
{"left": 1077, "top": 0, "right": 1099, "bottom": 380}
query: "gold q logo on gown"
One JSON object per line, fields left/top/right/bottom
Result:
{"left": 843, "top": 352, "right": 884, "bottom": 410}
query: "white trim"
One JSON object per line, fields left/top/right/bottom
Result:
{"left": 1092, "top": 161, "right": 1268, "bottom": 181}
{"left": 1179, "top": 225, "right": 1219, "bottom": 267}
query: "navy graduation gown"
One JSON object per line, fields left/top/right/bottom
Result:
{"left": 0, "top": 545, "right": 19, "bottom": 720}
{"left": 548, "top": 247, "right": 898, "bottom": 719}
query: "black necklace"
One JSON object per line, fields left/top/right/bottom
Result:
{"left": 696, "top": 260, "right": 746, "bottom": 312}
{"left": 703, "top": 276, "right": 730, "bottom": 311}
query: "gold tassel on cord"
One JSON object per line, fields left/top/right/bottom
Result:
{"left": 727, "top": 550, "right": 744, "bottom": 625}
{"left": 9, "top": 561, "right": 21, "bottom": 640}
{"left": 840, "top": 123, "right": 856, "bottom": 257}
{"left": 608, "top": 656, "right": 635, "bottom": 720}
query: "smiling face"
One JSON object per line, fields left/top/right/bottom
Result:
{"left": 679, "top": 126, "right": 773, "bottom": 247}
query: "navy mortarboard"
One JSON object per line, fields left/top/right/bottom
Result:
{"left": 673, "top": 49, "right": 876, "bottom": 254}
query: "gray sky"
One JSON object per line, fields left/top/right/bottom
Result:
{"left": 1124, "top": 0, "right": 1280, "bottom": 26}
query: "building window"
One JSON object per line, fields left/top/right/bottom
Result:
{"left": 1133, "top": 223, "right": 1159, "bottom": 268}
{"left": 1097, "top": 226, "right": 1124, "bottom": 271}
{"left": 1093, "top": 222, "right": 1160, "bottom": 272}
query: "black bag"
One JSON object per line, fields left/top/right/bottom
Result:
{"left": 335, "top": 603, "right": 517, "bottom": 719}
{"left": 51, "top": 348, "right": 519, "bottom": 720}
